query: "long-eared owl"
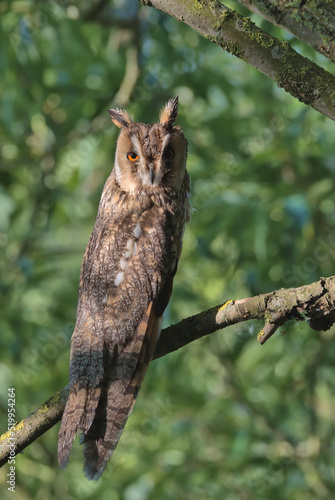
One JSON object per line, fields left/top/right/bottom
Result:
{"left": 57, "top": 97, "right": 191, "bottom": 480}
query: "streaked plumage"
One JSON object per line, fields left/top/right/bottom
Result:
{"left": 57, "top": 97, "right": 191, "bottom": 480}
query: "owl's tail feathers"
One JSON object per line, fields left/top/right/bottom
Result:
{"left": 58, "top": 383, "right": 102, "bottom": 470}
{"left": 58, "top": 323, "right": 105, "bottom": 470}
{"left": 82, "top": 302, "right": 160, "bottom": 481}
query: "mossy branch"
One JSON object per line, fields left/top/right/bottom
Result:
{"left": 138, "top": 0, "right": 335, "bottom": 122}
{"left": 1, "top": 275, "right": 335, "bottom": 467}
{"left": 235, "top": 0, "right": 335, "bottom": 62}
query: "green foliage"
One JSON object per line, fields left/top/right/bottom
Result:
{"left": 1, "top": 1, "right": 335, "bottom": 498}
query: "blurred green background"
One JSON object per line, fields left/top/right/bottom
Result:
{"left": 1, "top": 1, "right": 335, "bottom": 499}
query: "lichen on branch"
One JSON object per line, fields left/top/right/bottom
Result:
{"left": 138, "top": 0, "right": 335, "bottom": 122}
{"left": 235, "top": 0, "right": 335, "bottom": 62}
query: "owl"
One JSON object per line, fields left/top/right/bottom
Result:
{"left": 57, "top": 97, "right": 191, "bottom": 480}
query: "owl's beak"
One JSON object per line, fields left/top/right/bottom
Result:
{"left": 148, "top": 165, "right": 155, "bottom": 184}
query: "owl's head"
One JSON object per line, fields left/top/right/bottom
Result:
{"left": 108, "top": 97, "right": 188, "bottom": 196}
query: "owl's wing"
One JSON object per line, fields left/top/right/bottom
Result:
{"left": 58, "top": 298, "right": 162, "bottom": 480}
{"left": 82, "top": 301, "right": 161, "bottom": 480}
{"left": 57, "top": 315, "right": 104, "bottom": 471}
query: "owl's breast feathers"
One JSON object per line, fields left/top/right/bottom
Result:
{"left": 58, "top": 173, "right": 190, "bottom": 480}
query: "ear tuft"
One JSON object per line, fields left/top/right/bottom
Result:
{"left": 159, "top": 97, "right": 179, "bottom": 128}
{"left": 108, "top": 108, "right": 133, "bottom": 128}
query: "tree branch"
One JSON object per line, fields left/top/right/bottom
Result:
{"left": 235, "top": 0, "right": 335, "bottom": 62}
{"left": 1, "top": 275, "right": 334, "bottom": 467}
{"left": 138, "top": 0, "right": 335, "bottom": 122}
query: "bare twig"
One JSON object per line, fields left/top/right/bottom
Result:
{"left": 113, "top": 45, "right": 140, "bottom": 108}
{"left": 1, "top": 275, "right": 334, "bottom": 466}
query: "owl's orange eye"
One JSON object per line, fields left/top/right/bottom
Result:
{"left": 127, "top": 152, "right": 139, "bottom": 162}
